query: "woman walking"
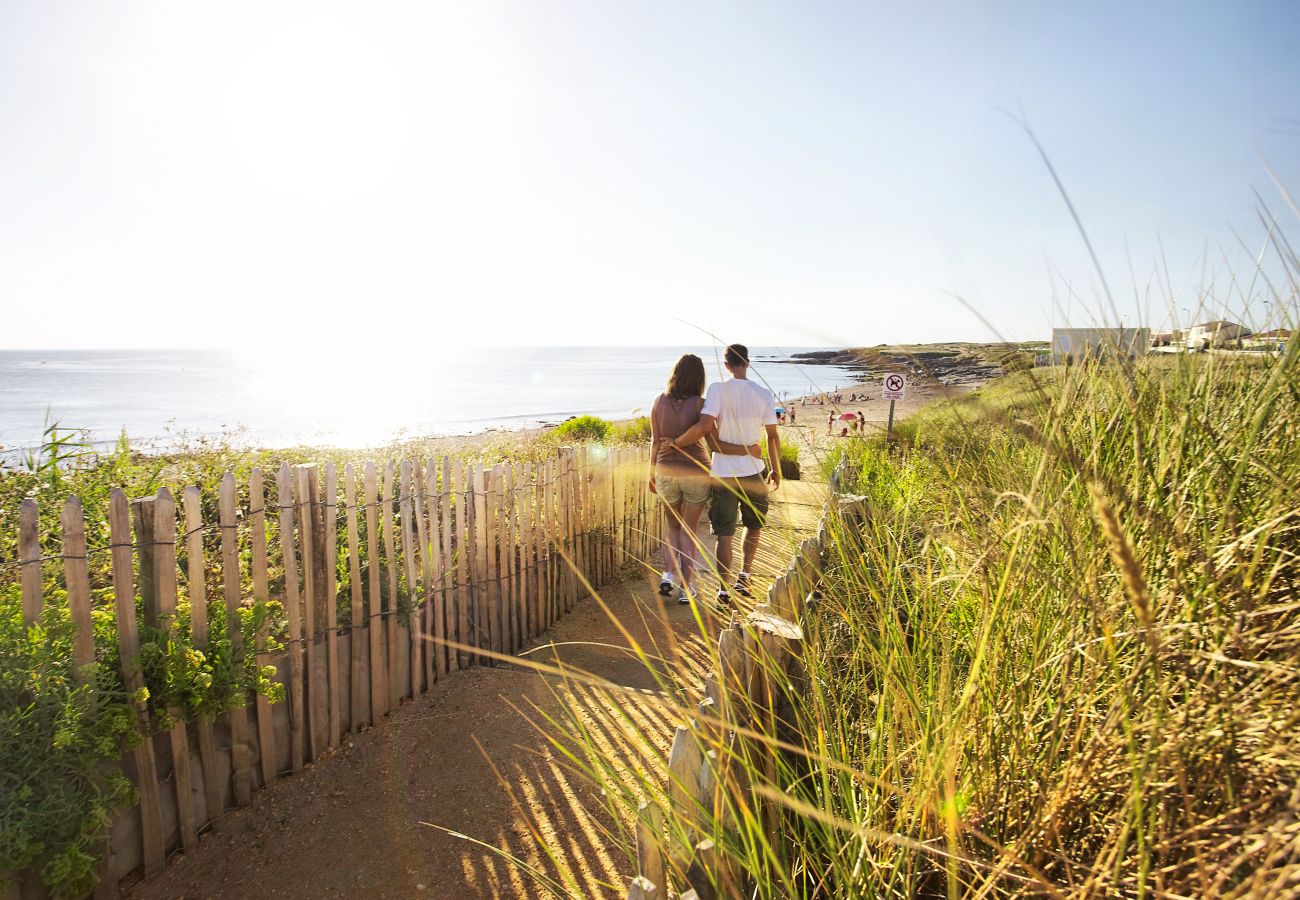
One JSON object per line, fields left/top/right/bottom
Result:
{"left": 649, "top": 353, "right": 759, "bottom": 604}
{"left": 649, "top": 354, "right": 712, "bottom": 603}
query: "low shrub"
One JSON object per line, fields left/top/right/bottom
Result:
{"left": 551, "top": 415, "right": 612, "bottom": 443}
{"left": 611, "top": 416, "right": 652, "bottom": 444}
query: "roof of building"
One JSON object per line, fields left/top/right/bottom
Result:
{"left": 1253, "top": 328, "right": 1292, "bottom": 339}
{"left": 1191, "top": 320, "right": 1246, "bottom": 331}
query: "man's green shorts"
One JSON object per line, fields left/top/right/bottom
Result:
{"left": 709, "top": 474, "right": 770, "bottom": 537}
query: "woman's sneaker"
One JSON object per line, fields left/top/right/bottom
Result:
{"left": 734, "top": 572, "right": 754, "bottom": 598}
{"left": 676, "top": 587, "right": 693, "bottom": 605}
{"left": 715, "top": 587, "right": 732, "bottom": 607}
{"left": 658, "top": 572, "right": 675, "bottom": 596}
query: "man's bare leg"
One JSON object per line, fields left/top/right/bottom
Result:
{"left": 715, "top": 534, "right": 735, "bottom": 587}
{"left": 742, "top": 527, "right": 762, "bottom": 574}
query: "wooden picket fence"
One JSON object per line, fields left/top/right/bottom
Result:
{"left": 4, "top": 444, "right": 661, "bottom": 898}
{"left": 625, "top": 500, "right": 857, "bottom": 900}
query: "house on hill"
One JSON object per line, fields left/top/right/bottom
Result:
{"left": 1185, "top": 320, "right": 1249, "bottom": 350}
{"left": 1244, "top": 328, "right": 1291, "bottom": 351}
{"left": 1051, "top": 327, "right": 1150, "bottom": 364}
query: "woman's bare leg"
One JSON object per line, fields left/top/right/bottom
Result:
{"left": 677, "top": 500, "right": 706, "bottom": 592}
{"left": 664, "top": 499, "right": 687, "bottom": 586}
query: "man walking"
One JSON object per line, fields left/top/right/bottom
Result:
{"left": 669, "top": 344, "right": 781, "bottom": 605}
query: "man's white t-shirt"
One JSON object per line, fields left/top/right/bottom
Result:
{"left": 702, "top": 377, "right": 777, "bottom": 478}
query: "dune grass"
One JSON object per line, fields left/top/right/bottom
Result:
{"left": 541, "top": 342, "right": 1299, "bottom": 898}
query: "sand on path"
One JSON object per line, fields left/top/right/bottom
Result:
{"left": 127, "top": 468, "right": 828, "bottom": 899}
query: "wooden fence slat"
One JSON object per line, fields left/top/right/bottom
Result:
{"left": 218, "top": 473, "right": 253, "bottom": 807}
{"left": 426, "top": 460, "right": 447, "bottom": 676}
{"left": 635, "top": 801, "right": 666, "bottom": 896}
{"left": 429, "top": 458, "right": 449, "bottom": 677}
{"left": 399, "top": 460, "right": 422, "bottom": 697}
{"left": 363, "top": 462, "right": 388, "bottom": 721}
{"left": 152, "top": 489, "right": 199, "bottom": 852}
{"left": 181, "top": 487, "right": 224, "bottom": 824}
{"left": 520, "top": 462, "right": 535, "bottom": 642}
{"left": 18, "top": 499, "right": 41, "bottom": 627}
{"left": 486, "top": 465, "right": 504, "bottom": 658}
{"left": 108, "top": 490, "right": 166, "bottom": 876}
{"left": 471, "top": 464, "right": 488, "bottom": 664}
{"left": 61, "top": 497, "right": 94, "bottom": 679}
{"left": 457, "top": 461, "right": 473, "bottom": 669}
{"left": 294, "top": 466, "right": 321, "bottom": 762}
{"left": 344, "top": 464, "right": 366, "bottom": 731}
{"left": 323, "top": 463, "right": 341, "bottom": 748}
{"left": 545, "top": 457, "right": 557, "bottom": 629}
{"left": 381, "top": 462, "right": 400, "bottom": 704}
{"left": 275, "top": 463, "right": 306, "bottom": 773}
{"left": 249, "top": 469, "right": 278, "bottom": 787}
{"left": 63, "top": 494, "right": 118, "bottom": 900}
{"left": 438, "top": 457, "right": 456, "bottom": 673}
{"left": 503, "top": 463, "right": 514, "bottom": 652}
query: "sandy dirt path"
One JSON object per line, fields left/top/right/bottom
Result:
{"left": 128, "top": 468, "right": 828, "bottom": 900}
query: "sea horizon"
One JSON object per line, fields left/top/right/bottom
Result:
{"left": 0, "top": 346, "right": 857, "bottom": 457}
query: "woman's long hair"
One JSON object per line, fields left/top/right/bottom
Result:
{"left": 666, "top": 353, "right": 706, "bottom": 399}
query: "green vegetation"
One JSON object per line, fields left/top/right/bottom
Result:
{"left": 0, "top": 412, "right": 661, "bottom": 894}
{"left": 611, "top": 416, "right": 653, "bottom": 444}
{"left": 553, "top": 346, "right": 1299, "bottom": 897}
{"left": 551, "top": 415, "right": 614, "bottom": 442}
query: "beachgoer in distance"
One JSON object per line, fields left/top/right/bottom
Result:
{"left": 648, "top": 354, "right": 757, "bottom": 605}
{"left": 669, "top": 344, "right": 780, "bottom": 605}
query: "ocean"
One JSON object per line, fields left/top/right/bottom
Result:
{"left": 0, "top": 347, "right": 855, "bottom": 456}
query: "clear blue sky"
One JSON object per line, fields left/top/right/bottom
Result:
{"left": 1, "top": 0, "right": 1297, "bottom": 348}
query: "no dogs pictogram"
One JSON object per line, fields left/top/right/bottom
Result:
{"left": 882, "top": 374, "right": 906, "bottom": 401}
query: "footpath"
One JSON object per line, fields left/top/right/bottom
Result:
{"left": 130, "top": 469, "right": 828, "bottom": 899}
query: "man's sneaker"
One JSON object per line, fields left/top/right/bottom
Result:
{"left": 734, "top": 572, "right": 754, "bottom": 598}
{"left": 676, "top": 587, "right": 692, "bottom": 605}
{"left": 658, "top": 572, "right": 675, "bottom": 596}
{"left": 715, "top": 587, "right": 732, "bottom": 607}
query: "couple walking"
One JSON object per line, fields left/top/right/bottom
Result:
{"left": 648, "top": 343, "right": 781, "bottom": 606}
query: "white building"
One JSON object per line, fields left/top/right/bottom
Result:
{"left": 1185, "top": 320, "right": 1248, "bottom": 351}
{"left": 1051, "top": 328, "right": 1151, "bottom": 364}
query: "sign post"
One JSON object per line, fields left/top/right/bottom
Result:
{"left": 881, "top": 374, "right": 906, "bottom": 442}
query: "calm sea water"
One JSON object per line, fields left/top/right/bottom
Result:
{"left": 0, "top": 348, "right": 853, "bottom": 455}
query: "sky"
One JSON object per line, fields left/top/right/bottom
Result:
{"left": 1, "top": 0, "right": 1298, "bottom": 349}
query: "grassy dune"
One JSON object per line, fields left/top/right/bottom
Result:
{"left": 565, "top": 347, "right": 1298, "bottom": 898}
{"left": 792, "top": 351, "right": 1299, "bottom": 896}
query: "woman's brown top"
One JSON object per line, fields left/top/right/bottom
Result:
{"left": 651, "top": 393, "right": 709, "bottom": 474}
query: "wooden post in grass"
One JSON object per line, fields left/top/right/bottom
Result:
{"left": 458, "top": 460, "right": 475, "bottom": 669}
{"left": 61, "top": 498, "right": 94, "bottom": 682}
{"left": 471, "top": 464, "right": 489, "bottom": 663}
{"left": 294, "top": 465, "right": 321, "bottom": 761}
{"left": 248, "top": 469, "right": 278, "bottom": 787}
{"left": 519, "top": 462, "right": 534, "bottom": 642}
{"left": 399, "top": 460, "right": 422, "bottom": 697}
{"left": 218, "top": 473, "right": 253, "bottom": 807}
{"left": 417, "top": 459, "right": 438, "bottom": 685}
{"left": 504, "top": 463, "right": 520, "bottom": 652}
{"left": 323, "top": 463, "right": 341, "bottom": 748}
{"left": 275, "top": 463, "right": 306, "bottom": 772}
{"left": 152, "top": 489, "right": 199, "bottom": 851}
{"left": 181, "top": 487, "right": 225, "bottom": 820}
{"left": 437, "top": 457, "right": 454, "bottom": 674}
{"left": 108, "top": 490, "right": 165, "bottom": 876}
{"left": 635, "top": 801, "right": 666, "bottom": 894}
{"left": 344, "top": 464, "right": 366, "bottom": 731}
{"left": 363, "top": 462, "right": 387, "bottom": 721}
{"left": 380, "top": 462, "right": 400, "bottom": 704}
{"left": 18, "top": 499, "right": 41, "bottom": 627}
{"left": 484, "top": 465, "right": 503, "bottom": 657}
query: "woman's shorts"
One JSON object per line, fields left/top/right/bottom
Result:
{"left": 656, "top": 473, "right": 711, "bottom": 506}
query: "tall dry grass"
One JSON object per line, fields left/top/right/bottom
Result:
{"left": 537, "top": 336, "right": 1299, "bottom": 897}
